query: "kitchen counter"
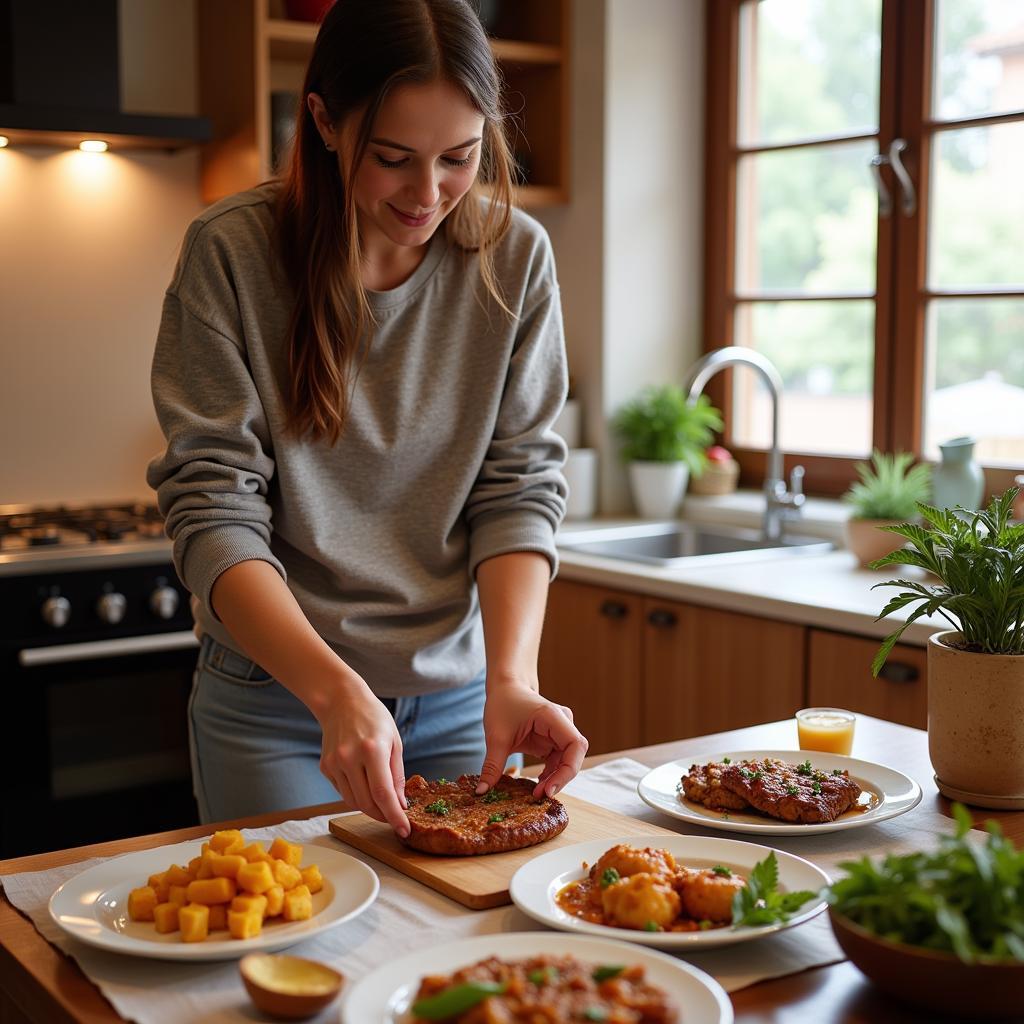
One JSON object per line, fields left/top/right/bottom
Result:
{"left": 556, "top": 511, "right": 945, "bottom": 648}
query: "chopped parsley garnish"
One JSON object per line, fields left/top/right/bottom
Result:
{"left": 786, "top": 784, "right": 799, "bottom": 796}
{"left": 583, "top": 1009, "right": 608, "bottom": 1022}
{"left": 812, "top": 781, "right": 822, "bottom": 795}
{"left": 797, "top": 759, "right": 814, "bottom": 776}
{"left": 591, "top": 965, "right": 625, "bottom": 982}
{"left": 528, "top": 966, "right": 558, "bottom": 986}
{"left": 600, "top": 867, "right": 621, "bottom": 889}
{"left": 832, "top": 768, "right": 844, "bottom": 776}
{"left": 437, "top": 777, "right": 448, "bottom": 784}
{"left": 712, "top": 865, "right": 732, "bottom": 877}
{"left": 722, "top": 757, "right": 731, "bottom": 763}
{"left": 487, "top": 813, "right": 505, "bottom": 824}
{"left": 643, "top": 920, "right": 660, "bottom": 932}
{"left": 739, "top": 767, "right": 762, "bottom": 781}
{"left": 424, "top": 799, "right": 450, "bottom": 816}
{"left": 482, "top": 789, "right": 511, "bottom": 803}
{"left": 699, "top": 919, "right": 713, "bottom": 930}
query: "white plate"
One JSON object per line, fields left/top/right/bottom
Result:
{"left": 341, "top": 932, "right": 733, "bottom": 1024}
{"left": 49, "top": 838, "right": 379, "bottom": 961}
{"left": 638, "top": 749, "right": 923, "bottom": 836}
{"left": 509, "top": 833, "right": 828, "bottom": 949}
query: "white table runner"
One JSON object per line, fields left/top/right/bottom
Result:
{"left": 1, "top": 756, "right": 970, "bottom": 1023}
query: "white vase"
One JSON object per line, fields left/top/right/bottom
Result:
{"left": 628, "top": 461, "right": 689, "bottom": 519}
{"left": 563, "top": 448, "right": 598, "bottom": 520}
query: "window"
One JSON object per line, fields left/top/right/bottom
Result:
{"left": 705, "top": 0, "right": 1024, "bottom": 495}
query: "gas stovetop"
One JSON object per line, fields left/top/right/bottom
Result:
{"left": 0, "top": 502, "right": 173, "bottom": 574}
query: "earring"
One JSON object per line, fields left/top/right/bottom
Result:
{"left": 324, "top": 141, "right": 334, "bottom": 152}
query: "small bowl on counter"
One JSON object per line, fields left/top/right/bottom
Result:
{"left": 829, "top": 908, "right": 1024, "bottom": 1020}
{"left": 240, "top": 953, "right": 344, "bottom": 1020}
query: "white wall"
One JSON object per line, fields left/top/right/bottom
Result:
{"left": 0, "top": 0, "right": 204, "bottom": 506}
{"left": 538, "top": 0, "right": 705, "bottom": 513}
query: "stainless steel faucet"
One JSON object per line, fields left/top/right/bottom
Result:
{"left": 681, "top": 346, "right": 805, "bottom": 541}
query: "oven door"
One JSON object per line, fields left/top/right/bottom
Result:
{"left": 3, "top": 632, "right": 200, "bottom": 858}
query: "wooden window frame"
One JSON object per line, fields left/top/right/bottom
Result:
{"left": 703, "top": 0, "right": 1022, "bottom": 498}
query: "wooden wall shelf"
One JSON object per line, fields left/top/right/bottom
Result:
{"left": 198, "top": 0, "right": 571, "bottom": 208}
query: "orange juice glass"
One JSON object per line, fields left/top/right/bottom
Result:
{"left": 796, "top": 707, "right": 856, "bottom": 755}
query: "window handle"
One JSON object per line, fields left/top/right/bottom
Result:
{"left": 888, "top": 139, "right": 917, "bottom": 217}
{"left": 870, "top": 139, "right": 916, "bottom": 219}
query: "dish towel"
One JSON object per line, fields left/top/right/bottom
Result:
{"left": 1, "top": 756, "right": 970, "bottom": 1024}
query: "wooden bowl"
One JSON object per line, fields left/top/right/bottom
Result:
{"left": 829, "top": 909, "right": 1024, "bottom": 1019}
{"left": 240, "top": 953, "right": 344, "bottom": 1020}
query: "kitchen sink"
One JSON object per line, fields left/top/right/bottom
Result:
{"left": 558, "top": 521, "right": 832, "bottom": 567}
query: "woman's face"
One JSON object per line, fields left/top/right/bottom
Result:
{"left": 311, "top": 79, "right": 485, "bottom": 254}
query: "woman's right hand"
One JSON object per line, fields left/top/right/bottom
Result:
{"left": 315, "top": 679, "right": 410, "bottom": 837}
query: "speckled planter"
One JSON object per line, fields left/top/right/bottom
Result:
{"left": 928, "top": 632, "right": 1024, "bottom": 809}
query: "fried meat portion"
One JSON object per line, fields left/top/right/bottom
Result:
{"left": 718, "top": 757, "right": 862, "bottom": 824}
{"left": 680, "top": 762, "right": 749, "bottom": 811}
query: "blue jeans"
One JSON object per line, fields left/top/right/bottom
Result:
{"left": 188, "top": 634, "right": 508, "bottom": 823}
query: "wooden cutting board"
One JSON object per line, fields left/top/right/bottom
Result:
{"left": 328, "top": 793, "right": 679, "bottom": 910}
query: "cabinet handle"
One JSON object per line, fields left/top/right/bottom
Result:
{"left": 878, "top": 661, "right": 919, "bottom": 683}
{"left": 599, "top": 600, "right": 628, "bottom": 620}
{"left": 647, "top": 608, "right": 678, "bottom": 628}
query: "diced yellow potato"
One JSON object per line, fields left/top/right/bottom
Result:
{"left": 186, "top": 856, "right": 202, "bottom": 880}
{"left": 264, "top": 884, "right": 285, "bottom": 917}
{"left": 128, "top": 886, "right": 158, "bottom": 922}
{"left": 282, "top": 884, "right": 312, "bottom": 922}
{"left": 147, "top": 871, "right": 170, "bottom": 903}
{"left": 168, "top": 884, "right": 189, "bottom": 906}
{"left": 211, "top": 854, "right": 246, "bottom": 879}
{"left": 240, "top": 842, "right": 270, "bottom": 864}
{"left": 231, "top": 894, "right": 268, "bottom": 917}
{"left": 210, "top": 829, "right": 245, "bottom": 855}
{"left": 269, "top": 837, "right": 303, "bottom": 867}
{"left": 208, "top": 904, "right": 228, "bottom": 930}
{"left": 196, "top": 850, "right": 216, "bottom": 880}
{"left": 165, "top": 864, "right": 191, "bottom": 887}
{"left": 153, "top": 902, "right": 180, "bottom": 934}
{"left": 236, "top": 860, "right": 275, "bottom": 895}
{"left": 300, "top": 865, "right": 323, "bottom": 895}
{"left": 272, "top": 860, "right": 303, "bottom": 891}
{"left": 228, "top": 909, "right": 263, "bottom": 940}
{"left": 179, "top": 903, "right": 209, "bottom": 943}
{"left": 186, "top": 877, "right": 237, "bottom": 905}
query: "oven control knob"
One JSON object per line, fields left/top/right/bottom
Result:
{"left": 96, "top": 592, "right": 128, "bottom": 625}
{"left": 150, "top": 585, "right": 180, "bottom": 620}
{"left": 41, "top": 595, "right": 71, "bottom": 629}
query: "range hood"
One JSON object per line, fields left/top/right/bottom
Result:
{"left": 0, "top": 0, "right": 211, "bottom": 151}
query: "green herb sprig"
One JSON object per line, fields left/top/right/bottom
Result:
{"left": 731, "top": 851, "right": 817, "bottom": 927}
{"left": 870, "top": 487, "right": 1024, "bottom": 674}
{"left": 826, "top": 804, "right": 1024, "bottom": 963}
{"left": 423, "top": 799, "right": 450, "bottom": 816}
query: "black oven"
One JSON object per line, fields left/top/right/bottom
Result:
{"left": 2, "top": 557, "right": 201, "bottom": 859}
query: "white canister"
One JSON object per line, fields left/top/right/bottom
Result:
{"left": 563, "top": 448, "right": 598, "bottom": 520}
{"left": 553, "top": 399, "right": 582, "bottom": 449}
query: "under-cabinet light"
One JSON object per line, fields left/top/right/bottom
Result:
{"left": 78, "top": 139, "right": 108, "bottom": 153}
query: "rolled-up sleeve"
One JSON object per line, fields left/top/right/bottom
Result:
{"left": 146, "top": 227, "right": 285, "bottom": 619}
{"left": 464, "top": 239, "right": 569, "bottom": 579}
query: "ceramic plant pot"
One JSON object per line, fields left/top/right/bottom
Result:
{"left": 928, "top": 632, "right": 1024, "bottom": 809}
{"left": 628, "top": 461, "right": 689, "bottom": 519}
{"left": 843, "top": 517, "right": 905, "bottom": 568}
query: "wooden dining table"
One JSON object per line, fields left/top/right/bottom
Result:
{"left": 2, "top": 714, "right": 1021, "bottom": 1024}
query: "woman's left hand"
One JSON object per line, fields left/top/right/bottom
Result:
{"left": 477, "top": 682, "right": 589, "bottom": 799}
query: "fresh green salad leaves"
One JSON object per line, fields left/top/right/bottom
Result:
{"left": 826, "top": 804, "right": 1024, "bottom": 963}
{"left": 731, "top": 851, "right": 817, "bottom": 927}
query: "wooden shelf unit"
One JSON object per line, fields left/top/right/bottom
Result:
{"left": 198, "top": 0, "right": 570, "bottom": 207}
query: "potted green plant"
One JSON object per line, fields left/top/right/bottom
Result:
{"left": 612, "top": 387, "right": 722, "bottom": 518}
{"left": 870, "top": 487, "right": 1024, "bottom": 808}
{"left": 842, "top": 450, "right": 931, "bottom": 568}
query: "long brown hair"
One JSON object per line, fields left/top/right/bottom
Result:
{"left": 276, "top": 0, "right": 516, "bottom": 445}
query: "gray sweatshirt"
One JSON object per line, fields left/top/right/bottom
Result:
{"left": 147, "top": 185, "right": 567, "bottom": 697}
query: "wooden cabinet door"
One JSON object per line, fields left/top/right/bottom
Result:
{"left": 808, "top": 629, "right": 927, "bottom": 729}
{"left": 538, "top": 580, "right": 643, "bottom": 755}
{"left": 642, "top": 599, "right": 805, "bottom": 744}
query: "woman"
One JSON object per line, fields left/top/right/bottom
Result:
{"left": 147, "top": 0, "right": 586, "bottom": 837}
